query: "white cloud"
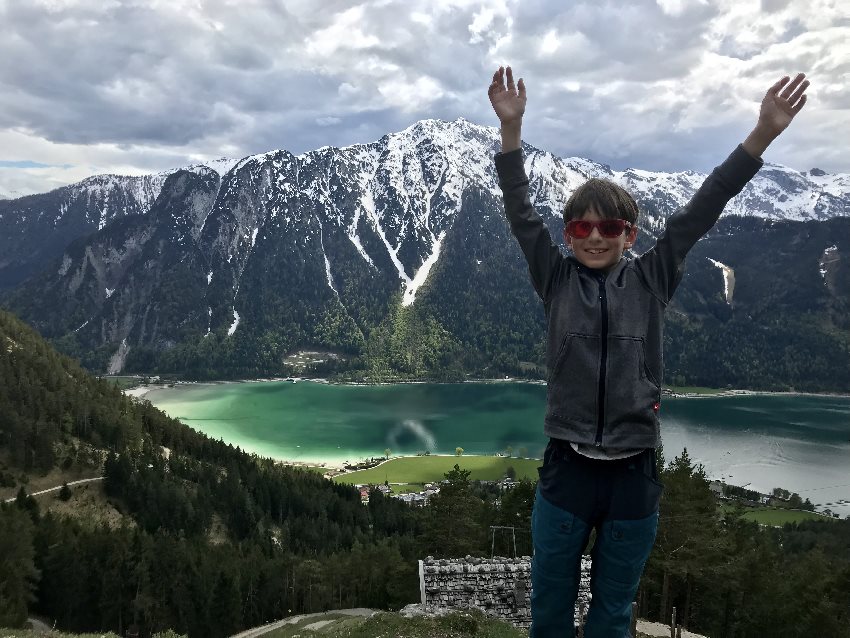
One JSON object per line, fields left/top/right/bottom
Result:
{"left": 0, "top": 0, "right": 848, "bottom": 196}
{"left": 316, "top": 116, "right": 342, "bottom": 127}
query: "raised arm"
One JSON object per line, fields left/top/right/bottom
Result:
{"left": 489, "top": 66, "right": 564, "bottom": 301}
{"left": 636, "top": 73, "right": 810, "bottom": 302}
{"left": 488, "top": 66, "right": 526, "bottom": 153}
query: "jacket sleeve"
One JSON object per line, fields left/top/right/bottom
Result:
{"left": 634, "top": 144, "right": 763, "bottom": 303}
{"left": 495, "top": 148, "right": 565, "bottom": 302}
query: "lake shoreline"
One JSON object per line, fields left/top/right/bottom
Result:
{"left": 121, "top": 376, "right": 850, "bottom": 401}
{"left": 126, "top": 380, "right": 850, "bottom": 516}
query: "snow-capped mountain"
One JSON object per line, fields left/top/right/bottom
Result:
{"left": 0, "top": 159, "right": 241, "bottom": 289}
{"left": 2, "top": 118, "right": 847, "bottom": 292}
{"left": 1, "top": 119, "right": 848, "bottom": 389}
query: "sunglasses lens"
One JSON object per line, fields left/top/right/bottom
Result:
{"left": 568, "top": 220, "right": 629, "bottom": 238}
{"left": 567, "top": 221, "right": 592, "bottom": 238}
{"left": 599, "top": 220, "right": 627, "bottom": 237}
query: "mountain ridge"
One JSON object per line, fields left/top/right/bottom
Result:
{"left": 1, "top": 119, "right": 848, "bottom": 389}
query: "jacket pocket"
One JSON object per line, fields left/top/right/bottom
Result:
{"left": 605, "top": 336, "right": 660, "bottom": 430}
{"left": 548, "top": 333, "right": 599, "bottom": 425}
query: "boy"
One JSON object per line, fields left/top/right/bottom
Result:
{"left": 488, "top": 66, "right": 808, "bottom": 637}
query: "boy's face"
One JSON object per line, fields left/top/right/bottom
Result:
{"left": 563, "top": 208, "right": 638, "bottom": 272}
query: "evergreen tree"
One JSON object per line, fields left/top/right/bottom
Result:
{"left": 0, "top": 507, "right": 40, "bottom": 627}
{"left": 422, "top": 464, "right": 485, "bottom": 558}
{"left": 58, "top": 482, "right": 72, "bottom": 501}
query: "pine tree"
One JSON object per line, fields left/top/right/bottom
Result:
{"left": 422, "top": 464, "right": 484, "bottom": 557}
{"left": 0, "top": 507, "right": 40, "bottom": 627}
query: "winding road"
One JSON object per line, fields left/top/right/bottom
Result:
{"left": 2, "top": 476, "right": 103, "bottom": 503}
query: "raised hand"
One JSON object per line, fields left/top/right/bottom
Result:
{"left": 488, "top": 66, "right": 526, "bottom": 125}
{"left": 743, "top": 73, "right": 810, "bottom": 159}
{"left": 758, "top": 73, "right": 809, "bottom": 138}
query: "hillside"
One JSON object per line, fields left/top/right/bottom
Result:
{"left": 2, "top": 309, "right": 850, "bottom": 637}
{"left": 0, "top": 309, "right": 424, "bottom": 636}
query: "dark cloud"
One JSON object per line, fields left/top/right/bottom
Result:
{"left": 0, "top": 0, "right": 847, "bottom": 196}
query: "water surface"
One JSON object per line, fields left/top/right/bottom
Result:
{"left": 144, "top": 382, "right": 850, "bottom": 516}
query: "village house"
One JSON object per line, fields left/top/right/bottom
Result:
{"left": 393, "top": 492, "right": 428, "bottom": 507}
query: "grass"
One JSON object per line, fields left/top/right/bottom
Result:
{"left": 102, "top": 375, "right": 145, "bottom": 390}
{"left": 740, "top": 507, "right": 836, "bottom": 525}
{"left": 264, "top": 610, "right": 526, "bottom": 638}
{"left": 720, "top": 503, "right": 837, "bottom": 525}
{"left": 333, "top": 455, "right": 540, "bottom": 486}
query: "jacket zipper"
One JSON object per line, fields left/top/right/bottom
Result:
{"left": 595, "top": 275, "right": 608, "bottom": 446}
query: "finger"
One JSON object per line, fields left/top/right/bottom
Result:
{"left": 506, "top": 66, "right": 516, "bottom": 92}
{"left": 780, "top": 73, "right": 805, "bottom": 100}
{"left": 489, "top": 67, "right": 505, "bottom": 95}
{"left": 490, "top": 69, "right": 501, "bottom": 92}
{"left": 787, "top": 79, "right": 809, "bottom": 106}
{"left": 518, "top": 78, "right": 526, "bottom": 100}
{"left": 768, "top": 76, "right": 790, "bottom": 97}
{"left": 792, "top": 93, "right": 808, "bottom": 114}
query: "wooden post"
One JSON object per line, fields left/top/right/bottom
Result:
{"left": 630, "top": 601, "right": 637, "bottom": 637}
{"left": 578, "top": 601, "right": 587, "bottom": 638}
{"left": 671, "top": 607, "right": 677, "bottom": 638}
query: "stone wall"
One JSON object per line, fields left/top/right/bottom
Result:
{"left": 419, "top": 555, "right": 591, "bottom": 630}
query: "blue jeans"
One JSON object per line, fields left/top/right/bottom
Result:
{"left": 530, "top": 441, "right": 661, "bottom": 638}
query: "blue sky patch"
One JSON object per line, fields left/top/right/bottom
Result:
{"left": 0, "top": 160, "right": 73, "bottom": 170}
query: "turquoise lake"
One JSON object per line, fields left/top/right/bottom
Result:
{"left": 143, "top": 381, "right": 850, "bottom": 516}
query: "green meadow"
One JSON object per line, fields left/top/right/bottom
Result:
{"left": 333, "top": 455, "right": 540, "bottom": 486}
{"left": 720, "top": 503, "right": 837, "bottom": 526}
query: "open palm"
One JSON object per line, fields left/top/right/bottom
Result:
{"left": 760, "top": 73, "right": 809, "bottom": 136}
{"left": 488, "top": 66, "right": 526, "bottom": 124}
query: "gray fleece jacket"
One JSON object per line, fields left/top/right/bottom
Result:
{"left": 495, "top": 145, "right": 762, "bottom": 450}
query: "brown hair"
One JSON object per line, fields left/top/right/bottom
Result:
{"left": 563, "top": 178, "right": 640, "bottom": 225}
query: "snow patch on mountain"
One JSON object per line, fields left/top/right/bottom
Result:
{"left": 820, "top": 245, "right": 839, "bottom": 281}
{"left": 317, "top": 218, "right": 338, "bottom": 297}
{"left": 227, "top": 309, "right": 240, "bottom": 336}
{"left": 186, "top": 156, "right": 242, "bottom": 177}
{"left": 403, "top": 230, "right": 445, "bottom": 307}
{"left": 707, "top": 258, "right": 735, "bottom": 304}
{"left": 525, "top": 150, "right": 594, "bottom": 215}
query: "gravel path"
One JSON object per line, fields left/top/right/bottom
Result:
{"left": 229, "top": 608, "right": 376, "bottom": 638}
{"left": 2, "top": 477, "right": 103, "bottom": 503}
{"left": 637, "top": 619, "right": 708, "bottom": 637}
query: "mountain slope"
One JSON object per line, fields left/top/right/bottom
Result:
{"left": 1, "top": 119, "right": 848, "bottom": 389}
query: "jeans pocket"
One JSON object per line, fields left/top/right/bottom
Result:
{"left": 596, "top": 512, "right": 659, "bottom": 584}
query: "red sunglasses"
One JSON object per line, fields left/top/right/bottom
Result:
{"left": 565, "top": 219, "right": 632, "bottom": 239}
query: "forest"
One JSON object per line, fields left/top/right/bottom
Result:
{"left": 2, "top": 308, "right": 850, "bottom": 637}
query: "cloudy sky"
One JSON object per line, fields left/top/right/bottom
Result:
{"left": 1, "top": 0, "right": 848, "bottom": 197}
